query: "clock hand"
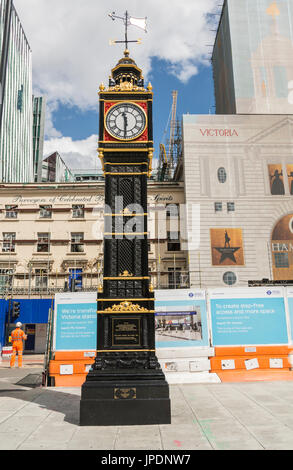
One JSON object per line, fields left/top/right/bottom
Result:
{"left": 122, "top": 112, "right": 128, "bottom": 137}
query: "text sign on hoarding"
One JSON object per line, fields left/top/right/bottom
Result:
{"left": 209, "top": 288, "right": 288, "bottom": 346}
{"left": 285, "top": 288, "right": 293, "bottom": 343}
{"left": 54, "top": 292, "right": 97, "bottom": 351}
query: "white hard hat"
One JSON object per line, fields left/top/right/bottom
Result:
{"left": 16, "top": 322, "right": 22, "bottom": 328}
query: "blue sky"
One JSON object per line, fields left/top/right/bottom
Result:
{"left": 14, "top": 0, "right": 220, "bottom": 170}
{"left": 52, "top": 57, "right": 215, "bottom": 166}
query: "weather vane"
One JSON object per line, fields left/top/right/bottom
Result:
{"left": 108, "top": 10, "right": 147, "bottom": 51}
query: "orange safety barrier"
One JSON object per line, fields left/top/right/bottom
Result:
{"left": 54, "top": 351, "right": 96, "bottom": 361}
{"left": 210, "top": 355, "right": 291, "bottom": 372}
{"left": 48, "top": 351, "right": 96, "bottom": 387}
{"left": 210, "top": 345, "right": 293, "bottom": 382}
{"left": 217, "top": 370, "right": 293, "bottom": 383}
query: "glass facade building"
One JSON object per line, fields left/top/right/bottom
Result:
{"left": 0, "top": 0, "right": 33, "bottom": 182}
{"left": 213, "top": 0, "right": 293, "bottom": 114}
{"left": 33, "top": 96, "right": 46, "bottom": 182}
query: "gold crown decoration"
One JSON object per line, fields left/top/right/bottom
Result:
{"left": 104, "top": 301, "right": 148, "bottom": 313}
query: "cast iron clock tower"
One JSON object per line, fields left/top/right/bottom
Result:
{"left": 80, "top": 12, "right": 171, "bottom": 426}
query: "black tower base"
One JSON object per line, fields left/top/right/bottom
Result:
{"left": 80, "top": 369, "right": 171, "bottom": 426}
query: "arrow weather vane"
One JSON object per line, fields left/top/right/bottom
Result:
{"left": 108, "top": 10, "right": 147, "bottom": 51}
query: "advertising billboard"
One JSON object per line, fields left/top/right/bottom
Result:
{"left": 155, "top": 289, "right": 210, "bottom": 348}
{"left": 210, "top": 228, "right": 245, "bottom": 266}
{"left": 209, "top": 287, "right": 289, "bottom": 346}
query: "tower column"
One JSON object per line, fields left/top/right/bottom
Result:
{"left": 80, "top": 50, "right": 171, "bottom": 426}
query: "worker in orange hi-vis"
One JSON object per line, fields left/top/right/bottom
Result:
{"left": 10, "top": 322, "right": 27, "bottom": 368}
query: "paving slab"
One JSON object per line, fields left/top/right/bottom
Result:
{"left": 159, "top": 423, "right": 213, "bottom": 450}
{"left": 1, "top": 367, "right": 293, "bottom": 450}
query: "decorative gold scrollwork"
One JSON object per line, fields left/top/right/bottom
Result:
{"left": 104, "top": 301, "right": 148, "bottom": 313}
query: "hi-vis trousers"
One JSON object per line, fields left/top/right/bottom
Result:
{"left": 10, "top": 342, "right": 23, "bottom": 368}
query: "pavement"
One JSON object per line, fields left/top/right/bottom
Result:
{"left": 2, "top": 356, "right": 293, "bottom": 450}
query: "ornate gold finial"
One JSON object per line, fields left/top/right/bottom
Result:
{"left": 99, "top": 82, "right": 105, "bottom": 91}
{"left": 124, "top": 49, "right": 130, "bottom": 57}
{"left": 98, "top": 150, "right": 104, "bottom": 171}
{"left": 98, "top": 284, "right": 103, "bottom": 293}
{"left": 149, "top": 282, "right": 154, "bottom": 293}
{"left": 147, "top": 82, "right": 153, "bottom": 91}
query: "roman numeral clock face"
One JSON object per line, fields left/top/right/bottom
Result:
{"left": 105, "top": 103, "right": 147, "bottom": 141}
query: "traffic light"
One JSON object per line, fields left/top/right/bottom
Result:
{"left": 12, "top": 301, "right": 20, "bottom": 322}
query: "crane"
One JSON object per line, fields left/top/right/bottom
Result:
{"left": 158, "top": 91, "right": 178, "bottom": 181}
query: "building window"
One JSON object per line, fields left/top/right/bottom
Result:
{"left": 274, "top": 252, "right": 289, "bottom": 268}
{"left": 35, "top": 269, "right": 48, "bottom": 289}
{"left": 72, "top": 205, "right": 85, "bottom": 218}
{"left": 217, "top": 167, "right": 227, "bottom": 183}
{"left": 227, "top": 202, "right": 235, "bottom": 212}
{"left": 214, "top": 202, "right": 222, "bottom": 212}
{"left": 167, "top": 231, "right": 181, "bottom": 251}
{"left": 5, "top": 205, "right": 18, "bottom": 219}
{"left": 2, "top": 233, "right": 16, "bottom": 253}
{"left": 39, "top": 205, "right": 52, "bottom": 219}
{"left": 37, "top": 233, "right": 50, "bottom": 253}
{"left": 166, "top": 204, "right": 179, "bottom": 218}
{"left": 168, "top": 267, "right": 182, "bottom": 289}
{"left": 17, "top": 85, "right": 24, "bottom": 111}
{"left": 69, "top": 268, "right": 83, "bottom": 290}
{"left": 223, "top": 272, "right": 237, "bottom": 286}
{"left": 0, "top": 269, "right": 13, "bottom": 292}
{"left": 71, "top": 233, "right": 84, "bottom": 252}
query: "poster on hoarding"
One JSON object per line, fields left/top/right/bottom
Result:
{"left": 209, "top": 287, "right": 289, "bottom": 346}
{"left": 54, "top": 292, "right": 97, "bottom": 351}
{"left": 155, "top": 289, "right": 209, "bottom": 348}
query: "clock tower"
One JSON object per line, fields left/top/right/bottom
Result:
{"left": 80, "top": 43, "right": 171, "bottom": 425}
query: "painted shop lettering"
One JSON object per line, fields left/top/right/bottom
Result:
{"left": 200, "top": 128, "right": 239, "bottom": 137}
{"left": 153, "top": 194, "right": 173, "bottom": 203}
{"left": 272, "top": 243, "right": 293, "bottom": 252}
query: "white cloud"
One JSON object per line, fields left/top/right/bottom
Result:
{"left": 43, "top": 134, "right": 100, "bottom": 170}
{"left": 14, "top": 0, "right": 219, "bottom": 167}
{"left": 15, "top": 0, "right": 218, "bottom": 107}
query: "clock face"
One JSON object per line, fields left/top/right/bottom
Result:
{"left": 105, "top": 102, "right": 147, "bottom": 141}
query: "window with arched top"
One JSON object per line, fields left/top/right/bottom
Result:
{"left": 217, "top": 167, "right": 227, "bottom": 183}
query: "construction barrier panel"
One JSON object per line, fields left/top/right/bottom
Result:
{"left": 47, "top": 288, "right": 293, "bottom": 386}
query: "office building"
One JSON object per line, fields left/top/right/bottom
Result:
{"left": 212, "top": 0, "right": 293, "bottom": 114}
{"left": 0, "top": 0, "right": 33, "bottom": 182}
{"left": 33, "top": 96, "right": 46, "bottom": 182}
{"left": 41, "top": 152, "right": 74, "bottom": 183}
